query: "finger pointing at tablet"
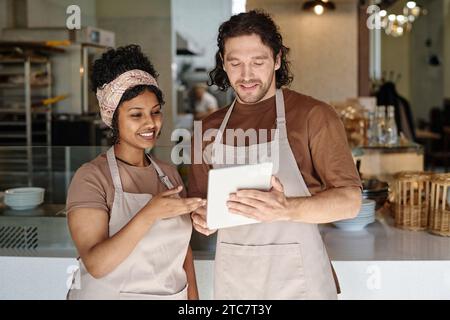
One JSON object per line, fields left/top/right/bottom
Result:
{"left": 191, "top": 205, "right": 217, "bottom": 236}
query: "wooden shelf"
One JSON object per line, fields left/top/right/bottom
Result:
{"left": 0, "top": 83, "right": 50, "bottom": 89}
{"left": 0, "top": 133, "right": 26, "bottom": 139}
{"left": 0, "top": 108, "right": 49, "bottom": 114}
{"left": 0, "top": 40, "right": 66, "bottom": 53}
{"left": 0, "top": 71, "right": 27, "bottom": 76}
{"left": 0, "top": 94, "right": 68, "bottom": 108}
{"left": 0, "top": 121, "right": 26, "bottom": 126}
{"left": 0, "top": 142, "right": 47, "bottom": 146}
{"left": 0, "top": 170, "right": 51, "bottom": 176}
{"left": 0, "top": 57, "right": 49, "bottom": 64}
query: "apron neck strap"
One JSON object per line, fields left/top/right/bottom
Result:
{"left": 106, "top": 147, "right": 124, "bottom": 193}
{"left": 275, "top": 89, "right": 288, "bottom": 140}
{"left": 107, "top": 147, "right": 174, "bottom": 192}
{"left": 146, "top": 154, "right": 175, "bottom": 190}
{"left": 215, "top": 98, "right": 236, "bottom": 146}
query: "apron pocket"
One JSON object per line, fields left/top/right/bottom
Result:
{"left": 119, "top": 284, "right": 188, "bottom": 300}
{"left": 216, "top": 242, "right": 308, "bottom": 300}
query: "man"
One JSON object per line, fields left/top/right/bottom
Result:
{"left": 192, "top": 83, "right": 219, "bottom": 120}
{"left": 188, "top": 10, "right": 362, "bottom": 300}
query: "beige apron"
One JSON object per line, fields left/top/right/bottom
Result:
{"left": 67, "top": 147, "right": 192, "bottom": 300}
{"left": 210, "top": 89, "right": 337, "bottom": 300}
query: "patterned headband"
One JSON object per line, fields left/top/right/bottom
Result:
{"left": 96, "top": 69, "right": 158, "bottom": 127}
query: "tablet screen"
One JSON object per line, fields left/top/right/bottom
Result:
{"left": 206, "top": 162, "right": 273, "bottom": 229}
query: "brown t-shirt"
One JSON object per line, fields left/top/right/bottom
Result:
{"left": 66, "top": 153, "right": 186, "bottom": 215}
{"left": 188, "top": 88, "right": 361, "bottom": 198}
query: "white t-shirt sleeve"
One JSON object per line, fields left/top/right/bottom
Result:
{"left": 195, "top": 92, "right": 218, "bottom": 113}
{"left": 204, "top": 92, "right": 218, "bottom": 110}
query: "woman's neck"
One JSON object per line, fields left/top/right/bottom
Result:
{"left": 114, "top": 144, "right": 149, "bottom": 167}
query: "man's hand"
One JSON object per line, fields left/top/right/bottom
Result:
{"left": 191, "top": 205, "right": 217, "bottom": 236}
{"left": 227, "top": 176, "right": 292, "bottom": 222}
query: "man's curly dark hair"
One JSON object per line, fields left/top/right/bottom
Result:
{"left": 91, "top": 44, "right": 164, "bottom": 144}
{"left": 209, "top": 10, "right": 293, "bottom": 91}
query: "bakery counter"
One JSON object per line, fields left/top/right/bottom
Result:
{"left": 1, "top": 207, "right": 450, "bottom": 299}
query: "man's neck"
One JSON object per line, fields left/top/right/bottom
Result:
{"left": 236, "top": 89, "right": 277, "bottom": 105}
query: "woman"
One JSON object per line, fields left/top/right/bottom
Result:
{"left": 66, "top": 45, "right": 204, "bottom": 300}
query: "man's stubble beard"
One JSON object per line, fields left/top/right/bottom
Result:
{"left": 233, "top": 70, "right": 276, "bottom": 104}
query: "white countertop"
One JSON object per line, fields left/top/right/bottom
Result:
{"left": 1, "top": 207, "right": 450, "bottom": 300}
{"left": 320, "top": 210, "right": 450, "bottom": 261}
{"left": 1, "top": 207, "right": 449, "bottom": 261}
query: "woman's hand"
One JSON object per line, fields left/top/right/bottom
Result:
{"left": 145, "top": 186, "right": 206, "bottom": 220}
{"left": 191, "top": 205, "right": 217, "bottom": 236}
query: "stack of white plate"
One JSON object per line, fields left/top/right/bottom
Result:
{"left": 332, "top": 199, "right": 376, "bottom": 231}
{"left": 3, "top": 187, "right": 45, "bottom": 210}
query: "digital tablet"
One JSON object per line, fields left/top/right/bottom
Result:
{"left": 206, "top": 162, "right": 273, "bottom": 229}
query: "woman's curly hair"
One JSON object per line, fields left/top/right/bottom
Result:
{"left": 209, "top": 10, "right": 293, "bottom": 91}
{"left": 91, "top": 44, "right": 164, "bottom": 144}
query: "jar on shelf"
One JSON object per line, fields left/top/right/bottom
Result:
{"left": 428, "top": 174, "right": 450, "bottom": 237}
{"left": 376, "top": 106, "right": 387, "bottom": 146}
{"left": 385, "top": 105, "right": 399, "bottom": 146}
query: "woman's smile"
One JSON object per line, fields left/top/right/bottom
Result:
{"left": 137, "top": 129, "right": 156, "bottom": 141}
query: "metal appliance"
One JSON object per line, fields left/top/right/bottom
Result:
{"left": 1, "top": 27, "right": 114, "bottom": 115}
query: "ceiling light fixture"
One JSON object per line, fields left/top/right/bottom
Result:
{"left": 302, "top": 0, "right": 336, "bottom": 16}
{"left": 381, "top": 1, "right": 427, "bottom": 37}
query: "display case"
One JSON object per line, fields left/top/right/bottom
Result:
{"left": 352, "top": 143, "right": 425, "bottom": 182}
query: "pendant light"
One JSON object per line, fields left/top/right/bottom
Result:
{"left": 302, "top": 0, "right": 336, "bottom": 15}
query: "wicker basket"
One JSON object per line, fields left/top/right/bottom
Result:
{"left": 393, "top": 171, "right": 432, "bottom": 231}
{"left": 428, "top": 174, "right": 450, "bottom": 237}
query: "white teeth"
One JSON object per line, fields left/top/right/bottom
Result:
{"left": 139, "top": 132, "right": 154, "bottom": 137}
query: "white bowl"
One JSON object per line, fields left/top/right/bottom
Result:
{"left": 332, "top": 215, "right": 376, "bottom": 231}
{"left": 4, "top": 187, "right": 45, "bottom": 210}
{"left": 333, "top": 219, "right": 375, "bottom": 231}
{"left": 5, "top": 200, "right": 44, "bottom": 211}
{"left": 332, "top": 221, "right": 374, "bottom": 231}
{"left": 5, "top": 187, "right": 45, "bottom": 195}
{"left": 356, "top": 210, "right": 376, "bottom": 218}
